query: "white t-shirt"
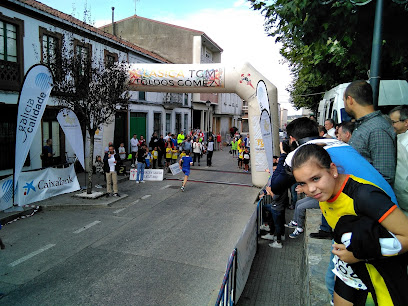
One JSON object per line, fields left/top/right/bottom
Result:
{"left": 118, "top": 146, "right": 126, "bottom": 160}
{"left": 130, "top": 138, "right": 139, "bottom": 152}
{"left": 327, "top": 127, "right": 336, "bottom": 138}
{"left": 108, "top": 154, "right": 116, "bottom": 172}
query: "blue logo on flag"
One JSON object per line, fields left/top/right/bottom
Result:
{"left": 23, "top": 180, "right": 36, "bottom": 195}
{"left": 1, "top": 179, "right": 13, "bottom": 203}
{"left": 35, "top": 73, "right": 52, "bottom": 90}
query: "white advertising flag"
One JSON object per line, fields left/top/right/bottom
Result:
{"left": 0, "top": 176, "right": 14, "bottom": 211}
{"left": 15, "top": 164, "right": 80, "bottom": 206}
{"left": 14, "top": 64, "right": 53, "bottom": 189}
{"left": 57, "top": 109, "right": 85, "bottom": 169}
{"left": 257, "top": 81, "right": 274, "bottom": 173}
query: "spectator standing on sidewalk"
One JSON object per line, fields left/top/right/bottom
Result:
{"left": 138, "top": 135, "right": 146, "bottom": 148}
{"left": 157, "top": 135, "right": 166, "bottom": 168}
{"left": 152, "top": 147, "right": 158, "bottom": 169}
{"left": 136, "top": 144, "right": 147, "bottom": 183}
{"left": 130, "top": 134, "right": 139, "bottom": 168}
{"left": 344, "top": 80, "right": 396, "bottom": 186}
{"left": 118, "top": 143, "right": 126, "bottom": 161}
{"left": 260, "top": 191, "right": 289, "bottom": 249}
{"left": 177, "top": 131, "right": 185, "bottom": 151}
{"left": 216, "top": 132, "right": 222, "bottom": 150}
{"left": 41, "top": 138, "right": 54, "bottom": 168}
{"left": 336, "top": 121, "right": 355, "bottom": 143}
{"left": 231, "top": 137, "right": 238, "bottom": 158}
{"left": 244, "top": 134, "right": 250, "bottom": 148}
{"left": 243, "top": 147, "right": 250, "bottom": 172}
{"left": 389, "top": 105, "right": 408, "bottom": 215}
{"left": 192, "top": 138, "right": 202, "bottom": 166}
{"left": 93, "top": 155, "right": 104, "bottom": 188}
{"left": 206, "top": 135, "right": 214, "bottom": 166}
{"left": 104, "top": 145, "right": 121, "bottom": 197}
{"left": 165, "top": 141, "right": 173, "bottom": 169}
{"left": 324, "top": 119, "right": 336, "bottom": 138}
{"left": 182, "top": 136, "right": 192, "bottom": 154}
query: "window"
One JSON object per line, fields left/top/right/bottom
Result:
{"left": 39, "top": 27, "right": 62, "bottom": 78}
{"left": 0, "top": 104, "right": 30, "bottom": 170}
{"left": 154, "top": 113, "right": 162, "bottom": 135}
{"left": 139, "top": 91, "right": 146, "bottom": 101}
{"left": 73, "top": 40, "right": 92, "bottom": 76}
{"left": 184, "top": 113, "right": 188, "bottom": 132}
{"left": 0, "top": 15, "right": 24, "bottom": 91}
{"left": 104, "top": 50, "right": 118, "bottom": 68}
{"left": 166, "top": 113, "right": 171, "bottom": 134}
{"left": 184, "top": 93, "right": 189, "bottom": 106}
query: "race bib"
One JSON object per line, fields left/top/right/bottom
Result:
{"left": 332, "top": 255, "right": 367, "bottom": 290}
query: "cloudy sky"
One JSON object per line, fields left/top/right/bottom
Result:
{"left": 39, "top": 0, "right": 298, "bottom": 114}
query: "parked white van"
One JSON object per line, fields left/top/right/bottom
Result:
{"left": 317, "top": 80, "right": 408, "bottom": 125}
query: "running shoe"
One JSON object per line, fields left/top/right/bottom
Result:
{"left": 269, "top": 241, "right": 283, "bottom": 248}
{"left": 289, "top": 227, "right": 304, "bottom": 239}
{"left": 285, "top": 220, "right": 298, "bottom": 229}
{"left": 261, "top": 233, "right": 276, "bottom": 241}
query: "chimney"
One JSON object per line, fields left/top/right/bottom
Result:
{"left": 111, "top": 7, "right": 116, "bottom": 36}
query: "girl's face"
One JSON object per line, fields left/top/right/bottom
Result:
{"left": 293, "top": 160, "right": 338, "bottom": 202}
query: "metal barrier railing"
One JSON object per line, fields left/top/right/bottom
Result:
{"left": 215, "top": 248, "right": 238, "bottom": 306}
{"left": 215, "top": 194, "right": 273, "bottom": 306}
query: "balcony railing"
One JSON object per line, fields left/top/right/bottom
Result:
{"left": 163, "top": 93, "right": 183, "bottom": 109}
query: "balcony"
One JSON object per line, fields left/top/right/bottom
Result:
{"left": 163, "top": 93, "right": 183, "bottom": 110}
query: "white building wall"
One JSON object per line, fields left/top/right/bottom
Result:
{"left": 0, "top": 5, "right": 171, "bottom": 176}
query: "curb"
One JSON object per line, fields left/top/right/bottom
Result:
{"left": 0, "top": 205, "right": 41, "bottom": 225}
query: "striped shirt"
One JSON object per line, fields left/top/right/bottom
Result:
{"left": 349, "top": 111, "right": 396, "bottom": 186}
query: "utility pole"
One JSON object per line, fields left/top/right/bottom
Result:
{"left": 369, "top": 0, "right": 384, "bottom": 110}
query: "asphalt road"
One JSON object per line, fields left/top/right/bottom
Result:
{"left": 0, "top": 152, "right": 260, "bottom": 305}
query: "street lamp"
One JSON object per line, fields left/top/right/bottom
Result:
{"left": 206, "top": 100, "right": 211, "bottom": 140}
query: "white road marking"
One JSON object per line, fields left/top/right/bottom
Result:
{"left": 160, "top": 185, "right": 171, "bottom": 190}
{"left": 113, "top": 208, "right": 126, "bottom": 214}
{"left": 73, "top": 221, "right": 101, "bottom": 234}
{"left": 9, "top": 244, "right": 55, "bottom": 267}
{"left": 131, "top": 199, "right": 140, "bottom": 205}
{"left": 141, "top": 194, "right": 151, "bottom": 200}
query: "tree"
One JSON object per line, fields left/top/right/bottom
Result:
{"left": 52, "top": 35, "right": 130, "bottom": 194}
{"left": 248, "top": 0, "right": 408, "bottom": 112}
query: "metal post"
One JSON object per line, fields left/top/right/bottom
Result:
{"left": 369, "top": 0, "right": 384, "bottom": 110}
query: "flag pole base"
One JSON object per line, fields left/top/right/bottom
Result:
{"left": 4, "top": 205, "right": 24, "bottom": 213}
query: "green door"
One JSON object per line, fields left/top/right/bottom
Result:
{"left": 130, "top": 112, "right": 147, "bottom": 139}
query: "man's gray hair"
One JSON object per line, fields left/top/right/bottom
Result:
{"left": 389, "top": 105, "right": 408, "bottom": 121}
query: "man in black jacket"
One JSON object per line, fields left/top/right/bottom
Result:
{"left": 157, "top": 135, "right": 166, "bottom": 168}
{"left": 104, "top": 145, "right": 122, "bottom": 197}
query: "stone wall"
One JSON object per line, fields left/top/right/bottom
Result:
{"left": 304, "top": 209, "right": 332, "bottom": 306}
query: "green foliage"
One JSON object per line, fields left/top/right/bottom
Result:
{"left": 248, "top": 0, "right": 408, "bottom": 112}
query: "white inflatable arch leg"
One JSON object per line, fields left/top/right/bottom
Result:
{"left": 128, "top": 62, "right": 279, "bottom": 187}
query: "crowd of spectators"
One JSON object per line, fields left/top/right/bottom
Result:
{"left": 259, "top": 80, "right": 408, "bottom": 305}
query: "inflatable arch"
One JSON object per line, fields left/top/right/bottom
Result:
{"left": 128, "top": 62, "right": 280, "bottom": 187}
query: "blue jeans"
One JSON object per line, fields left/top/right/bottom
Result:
{"left": 290, "top": 183, "right": 299, "bottom": 205}
{"left": 264, "top": 205, "right": 284, "bottom": 241}
{"left": 136, "top": 162, "right": 145, "bottom": 181}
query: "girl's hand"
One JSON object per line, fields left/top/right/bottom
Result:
{"left": 332, "top": 243, "right": 361, "bottom": 264}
